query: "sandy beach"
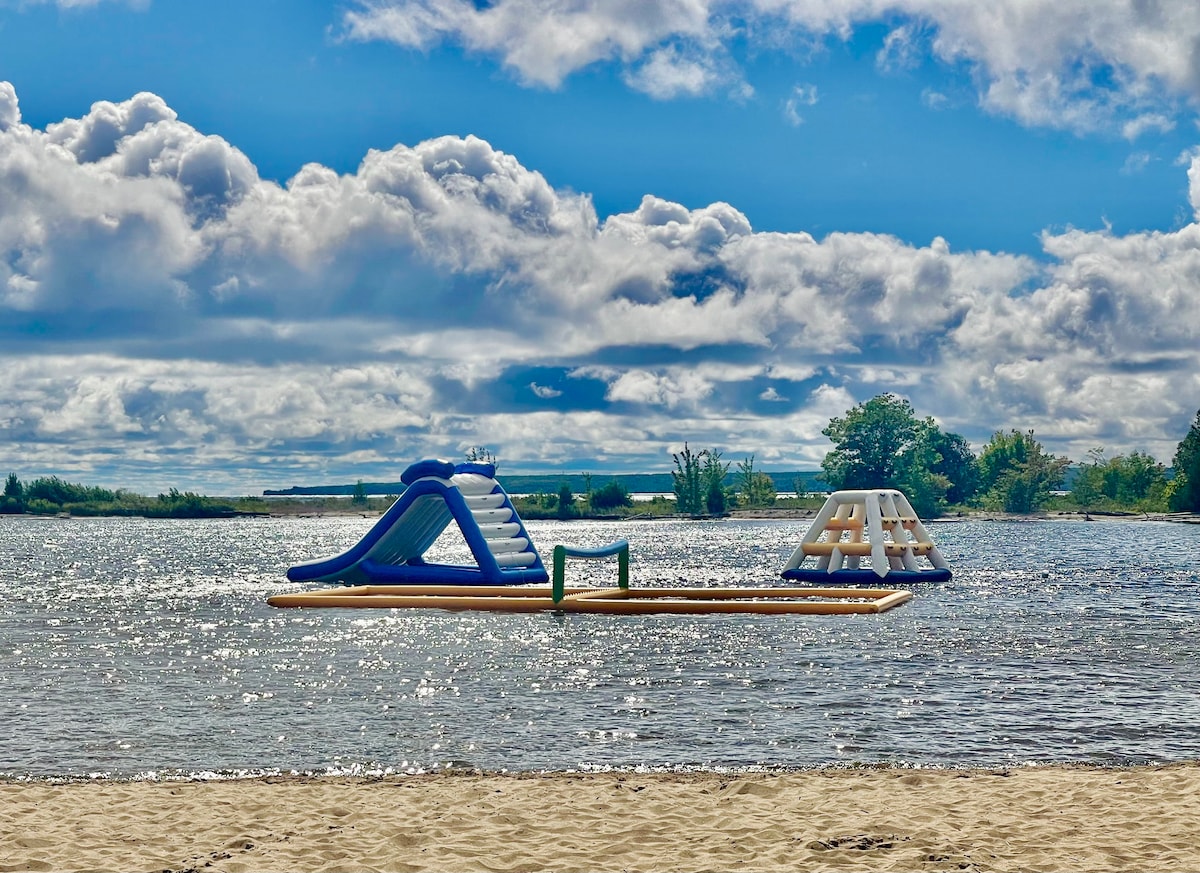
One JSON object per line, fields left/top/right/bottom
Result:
{"left": 3, "top": 764, "right": 1198, "bottom": 872}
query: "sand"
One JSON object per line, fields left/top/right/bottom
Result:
{"left": 2, "top": 764, "right": 1198, "bottom": 872}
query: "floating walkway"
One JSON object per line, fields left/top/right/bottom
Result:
{"left": 267, "top": 583, "right": 913, "bottom": 615}
{"left": 271, "top": 537, "right": 911, "bottom": 614}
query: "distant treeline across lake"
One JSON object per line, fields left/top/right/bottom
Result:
{"left": 263, "top": 471, "right": 830, "bottom": 498}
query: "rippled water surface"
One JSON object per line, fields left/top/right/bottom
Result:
{"left": 1, "top": 514, "right": 1198, "bottom": 777}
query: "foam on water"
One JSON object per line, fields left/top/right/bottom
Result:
{"left": 0, "top": 515, "right": 1198, "bottom": 778}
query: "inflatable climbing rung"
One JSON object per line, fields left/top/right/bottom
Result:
{"left": 486, "top": 537, "right": 530, "bottom": 554}
{"left": 824, "top": 519, "right": 864, "bottom": 530}
{"left": 803, "top": 541, "right": 873, "bottom": 557}
{"left": 464, "top": 493, "right": 505, "bottom": 509}
{"left": 477, "top": 522, "right": 521, "bottom": 539}
{"left": 802, "top": 541, "right": 935, "bottom": 557}
{"left": 494, "top": 551, "right": 538, "bottom": 567}
{"left": 471, "top": 507, "right": 513, "bottom": 524}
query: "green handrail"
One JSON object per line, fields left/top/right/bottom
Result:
{"left": 551, "top": 539, "right": 630, "bottom": 603}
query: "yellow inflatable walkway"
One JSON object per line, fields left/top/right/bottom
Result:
{"left": 267, "top": 583, "right": 912, "bottom": 615}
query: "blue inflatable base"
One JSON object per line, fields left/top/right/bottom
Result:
{"left": 781, "top": 567, "right": 952, "bottom": 584}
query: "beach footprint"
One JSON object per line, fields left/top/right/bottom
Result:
{"left": 807, "top": 832, "right": 903, "bottom": 851}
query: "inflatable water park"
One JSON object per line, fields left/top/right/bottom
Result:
{"left": 268, "top": 459, "right": 952, "bottom": 616}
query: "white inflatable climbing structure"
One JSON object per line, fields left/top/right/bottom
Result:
{"left": 781, "top": 489, "right": 951, "bottom": 583}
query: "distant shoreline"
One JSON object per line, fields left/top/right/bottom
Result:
{"left": 254, "top": 506, "right": 1200, "bottom": 524}
{"left": 5, "top": 506, "right": 1197, "bottom": 524}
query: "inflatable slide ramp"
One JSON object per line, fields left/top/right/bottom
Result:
{"left": 286, "top": 459, "right": 548, "bottom": 586}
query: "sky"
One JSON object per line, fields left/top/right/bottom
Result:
{"left": 2, "top": 0, "right": 1200, "bottom": 494}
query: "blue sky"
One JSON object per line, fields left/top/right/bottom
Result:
{"left": 2, "top": 0, "right": 1200, "bottom": 493}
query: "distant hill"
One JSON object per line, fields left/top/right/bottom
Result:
{"left": 263, "top": 470, "right": 829, "bottom": 497}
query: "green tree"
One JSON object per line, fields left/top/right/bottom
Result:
{"left": 821, "top": 394, "right": 973, "bottom": 515}
{"left": 978, "top": 430, "right": 1033, "bottom": 494}
{"left": 581, "top": 472, "right": 593, "bottom": 509}
{"left": 25, "top": 476, "right": 75, "bottom": 505}
{"left": 1071, "top": 448, "right": 1167, "bottom": 511}
{"left": 590, "top": 480, "right": 632, "bottom": 511}
{"left": 1115, "top": 451, "right": 1167, "bottom": 505}
{"left": 1071, "top": 448, "right": 1107, "bottom": 508}
{"left": 351, "top": 479, "right": 368, "bottom": 506}
{"left": 1169, "top": 409, "right": 1200, "bottom": 512}
{"left": 821, "top": 394, "right": 921, "bottom": 490}
{"left": 671, "top": 442, "right": 705, "bottom": 515}
{"left": 25, "top": 476, "right": 116, "bottom": 507}
{"left": 927, "top": 430, "right": 980, "bottom": 505}
{"left": 977, "top": 429, "right": 1068, "bottom": 513}
{"left": 3, "top": 472, "right": 22, "bottom": 500}
{"left": 749, "top": 472, "right": 776, "bottom": 508}
{"left": 1, "top": 472, "right": 24, "bottom": 513}
{"left": 894, "top": 420, "right": 952, "bottom": 518}
{"left": 155, "top": 488, "right": 212, "bottom": 517}
{"left": 703, "top": 450, "right": 730, "bottom": 515}
{"left": 556, "top": 482, "right": 575, "bottom": 519}
{"left": 736, "top": 455, "right": 777, "bottom": 508}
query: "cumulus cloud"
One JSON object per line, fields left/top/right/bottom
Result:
{"left": 342, "top": 0, "right": 715, "bottom": 90}
{"left": 3, "top": 82, "right": 1200, "bottom": 490}
{"left": 0, "top": 81, "right": 18, "bottom": 132}
{"left": 623, "top": 44, "right": 736, "bottom": 100}
{"left": 1185, "top": 148, "right": 1200, "bottom": 218}
{"left": 343, "top": 0, "right": 1200, "bottom": 135}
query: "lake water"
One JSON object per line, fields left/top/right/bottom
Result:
{"left": 1, "top": 514, "right": 1197, "bottom": 778}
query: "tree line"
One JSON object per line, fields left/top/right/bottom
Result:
{"left": 4, "top": 400, "right": 1199, "bottom": 519}
{"left": 809, "top": 394, "right": 1200, "bottom": 517}
{"left": 662, "top": 394, "right": 1200, "bottom": 518}
{"left": 0, "top": 474, "right": 248, "bottom": 518}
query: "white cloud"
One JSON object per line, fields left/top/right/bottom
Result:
{"left": 46, "top": 91, "right": 176, "bottom": 162}
{"left": 1120, "top": 152, "right": 1152, "bottom": 175}
{"left": 782, "top": 83, "right": 818, "bottom": 126}
{"left": 343, "top": 0, "right": 1200, "bottom": 134}
{"left": 765, "top": 364, "right": 817, "bottom": 382}
{"left": 343, "top": 0, "right": 715, "bottom": 89}
{"left": 610, "top": 369, "right": 713, "bottom": 407}
{"left": 921, "top": 88, "right": 949, "bottom": 110}
{"left": 0, "top": 81, "right": 19, "bottom": 132}
{"left": 1122, "top": 113, "right": 1175, "bottom": 141}
{"left": 876, "top": 21, "right": 928, "bottom": 72}
{"left": 3, "top": 82, "right": 1200, "bottom": 490}
{"left": 1185, "top": 148, "right": 1200, "bottom": 218}
{"left": 915, "top": 1, "right": 1200, "bottom": 132}
{"left": 623, "top": 44, "right": 729, "bottom": 99}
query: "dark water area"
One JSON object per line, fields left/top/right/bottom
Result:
{"left": 0, "top": 515, "right": 1197, "bottom": 778}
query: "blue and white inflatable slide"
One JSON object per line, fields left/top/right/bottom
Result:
{"left": 286, "top": 459, "right": 548, "bottom": 586}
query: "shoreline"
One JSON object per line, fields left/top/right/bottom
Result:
{"left": 5, "top": 505, "right": 1198, "bottom": 523}
{"left": 258, "top": 508, "right": 1200, "bottom": 523}
{"left": 3, "top": 763, "right": 1198, "bottom": 872}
